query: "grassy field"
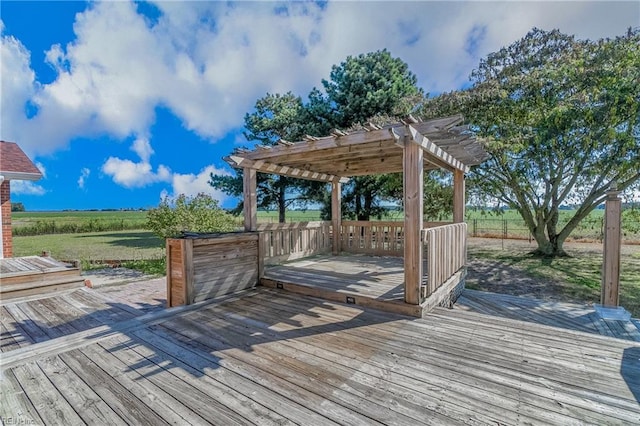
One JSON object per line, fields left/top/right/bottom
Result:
{"left": 12, "top": 231, "right": 165, "bottom": 262}
{"left": 11, "top": 210, "right": 148, "bottom": 227}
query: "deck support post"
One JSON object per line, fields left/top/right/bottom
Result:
{"left": 243, "top": 167, "right": 257, "bottom": 231}
{"left": 453, "top": 169, "right": 465, "bottom": 223}
{"left": 601, "top": 184, "right": 621, "bottom": 307}
{"left": 331, "top": 179, "right": 342, "bottom": 255}
{"left": 403, "top": 134, "right": 424, "bottom": 305}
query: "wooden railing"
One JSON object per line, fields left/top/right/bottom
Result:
{"left": 258, "top": 221, "right": 332, "bottom": 265}
{"left": 422, "top": 223, "right": 467, "bottom": 297}
{"left": 341, "top": 220, "right": 450, "bottom": 257}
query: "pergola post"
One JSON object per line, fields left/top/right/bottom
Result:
{"left": 601, "top": 185, "right": 622, "bottom": 307}
{"left": 403, "top": 137, "right": 424, "bottom": 305}
{"left": 331, "top": 179, "right": 342, "bottom": 255}
{"left": 243, "top": 167, "right": 257, "bottom": 231}
{"left": 453, "top": 169, "right": 465, "bottom": 223}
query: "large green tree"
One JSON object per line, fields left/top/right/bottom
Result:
{"left": 423, "top": 28, "right": 640, "bottom": 256}
{"left": 318, "top": 49, "right": 425, "bottom": 220}
{"left": 210, "top": 92, "right": 328, "bottom": 222}
{"left": 212, "top": 50, "right": 426, "bottom": 222}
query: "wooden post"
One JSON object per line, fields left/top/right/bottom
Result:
{"left": 601, "top": 185, "right": 622, "bottom": 307}
{"left": 331, "top": 179, "right": 342, "bottom": 255}
{"left": 453, "top": 169, "right": 465, "bottom": 223}
{"left": 243, "top": 167, "right": 257, "bottom": 231}
{"left": 403, "top": 137, "right": 424, "bottom": 305}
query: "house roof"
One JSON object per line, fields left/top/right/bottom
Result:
{"left": 0, "top": 141, "right": 43, "bottom": 181}
{"left": 225, "top": 115, "right": 489, "bottom": 182}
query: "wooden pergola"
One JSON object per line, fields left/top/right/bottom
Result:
{"left": 225, "top": 114, "right": 488, "bottom": 308}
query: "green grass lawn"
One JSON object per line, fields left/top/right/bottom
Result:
{"left": 13, "top": 230, "right": 165, "bottom": 262}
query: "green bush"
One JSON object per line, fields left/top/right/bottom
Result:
{"left": 146, "top": 193, "right": 239, "bottom": 239}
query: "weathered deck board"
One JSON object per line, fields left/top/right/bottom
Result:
{"left": 231, "top": 291, "right": 640, "bottom": 421}
{"left": 1, "top": 287, "right": 639, "bottom": 425}
{"left": 0, "top": 288, "right": 146, "bottom": 352}
{"left": 264, "top": 254, "right": 407, "bottom": 301}
{"left": 236, "top": 294, "right": 631, "bottom": 424}
{"left": 457, "top": 289, "right": 640, "bottom": 342}
{"left": 0, "top": 369, "right": 43, "bottom": 425}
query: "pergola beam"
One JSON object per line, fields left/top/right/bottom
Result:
{"left": 407, "top": 125, "right": 469, "bottom": 173}
{"left": 225, "top": 155, "right": 349, "bottom": 183}
{"left": 241, "top": 128, "right": 395, "bottom": 161}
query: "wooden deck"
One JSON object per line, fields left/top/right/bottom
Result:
{"left": 0, "top": 287, "right": 157, "bottom": 353}
{"left": 456, "top": 289, "right": 640, "bottom": 342}
{"left": 1, "top": 287, "right": 639, "bottom": 425}
{"left": 262, "top": 254, "right": 427, "bottom": 316}
{"left": 0, "top": 256, "right": 84, "bottom": 300}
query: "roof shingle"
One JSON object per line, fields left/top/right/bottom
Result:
{"left": 0, "top": 141, "right": 42, "bottom": 179}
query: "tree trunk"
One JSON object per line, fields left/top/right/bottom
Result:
{"left": 363, "top": 192, "right": 373, "bottom": 221}
{"left": 530, "top": 227, "right": 567, "bottom": 257}
{"left": 355, "top": 189, "right": 364, "bottom": 220}
{"left": 278, "top": 183, "right": 286, "bottom": 223}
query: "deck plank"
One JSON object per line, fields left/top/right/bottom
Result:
{"left": 0, "top": 369, "right": 43, "bottom": 425}
{"left": 59, "top": 349, "right": 171, "bottom": 426}
{"left": 37, "top": 355, "right": 125, "bottom": 424}
{"left": 105, "top": 332, "right": 296, "bottom": 425}
{"left": 224, "top": 292, "right": 640, "bottom": 423}
{"left": 3, "top": 303, "right": 52, "bottom": 343}
{"left": 2, "top": 287, "right": 639, "bottom": 425}
{"left": 456, "top": 289, "right": 640, "bottom": 342}
{"left": 154, "top": 319, "right": 386, "bottom": 425}
{"left": 231, "top": 294, "right": 612, "bottom": 425}
{"left": 80, "top": 337, "right": 208, "bottom": 425}
{"left": 11, "top": 361, "right": 85, "bottom": 424}
{"left": 132, "top": 326, "right": 342, "bottom": 426}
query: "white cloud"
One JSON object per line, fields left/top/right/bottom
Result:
{"left": 102, "top": 157, "right": 171, "bottom": 188}
{"left": 0, "top": 25, "right": 38, "bottom": 154}
{"left": 101, "top": 138, "right": 171, "bottom": 188}
{"left": 11, "top": 180, "right": 46, "bottom": 196}
{"left": 131, "top": 138, "right": 154, "bottom": 163}
{"left": 1, "top": 1, "right": 638, "bottom": 157}
{"left": 169, "top": 165, "right": 231, "bottom": 204}
{"left": 77, "top": 167, "right": 90, "bottom": 189}
{"left": 11, "top": 161, "right": 47, "bottom": 195}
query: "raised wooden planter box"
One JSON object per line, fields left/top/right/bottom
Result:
{"left": 166, "top": 232, "right": 259, "bottom": 307}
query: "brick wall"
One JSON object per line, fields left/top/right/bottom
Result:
{"left": 1, "top": 180, "right": 12, "bottom": 257}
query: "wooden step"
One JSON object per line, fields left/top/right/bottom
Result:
{"left": 0, "top": 275, "right": 86, "bottom": 300}
{"left": 1, "top": 267, "right": 81, "bottom": 286}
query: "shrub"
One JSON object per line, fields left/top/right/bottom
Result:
{"left": 146, "top": 193, "right": 239, "bottom": 239}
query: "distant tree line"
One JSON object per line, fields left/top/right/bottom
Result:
{"left": 11, "top": 202, "right": 25, "bottom": 212}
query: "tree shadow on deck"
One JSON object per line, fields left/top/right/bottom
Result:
{"left": 104, "top": 288, "right": 407, "bottom": 380}
{"left": 1, "top": 286, "right": 407, "bottom": 384}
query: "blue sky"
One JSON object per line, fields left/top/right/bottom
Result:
{"left": 1, "top": 1, "right": 638, "bottom": 211}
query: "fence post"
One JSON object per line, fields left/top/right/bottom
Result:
{"left": 601, "top": 186, "right": 622, "bottom": 307}
{"left": 595, "top": 183, "right": 630, "bottom": 320}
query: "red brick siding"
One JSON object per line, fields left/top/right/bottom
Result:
{"left": 1, "top": 180, "right": 12, "bottom": 257}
